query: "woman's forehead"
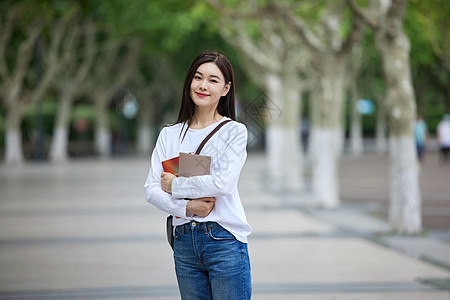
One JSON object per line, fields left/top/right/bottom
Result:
{"left": 196, "top": 62, "right": 224, "bottom": 79}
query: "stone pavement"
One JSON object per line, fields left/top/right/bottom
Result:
{"left": 0, "top": 152, "right": 449, "bottom": 299}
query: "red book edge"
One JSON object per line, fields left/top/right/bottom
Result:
{"left": 162, "top": 156, "right": 180, "bottom": 219}
{"left": 162, "top": 156, "right": 179, "bottom": 175}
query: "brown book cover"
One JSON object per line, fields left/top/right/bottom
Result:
{"left": 178, "top": 152, "right": 211, "bottom": 177}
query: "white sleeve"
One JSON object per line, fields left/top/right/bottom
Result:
{"left": 171, "top": 123, "right": 247, "bottom": 199}
{"left": 144, "top": 127, "right": 192, "bottom": 218}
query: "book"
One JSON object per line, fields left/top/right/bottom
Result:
{"left": 162, "top": 152, "right": 211, "bottom": 177}
{"left": 162, "top": 156, "right": 179, "bottom": 175}
{"left": 179, "top": 152, "right": 211, "bottom": 177}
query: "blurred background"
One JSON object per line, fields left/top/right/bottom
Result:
{"left": 1, "top": 0, "right": 450, "bottom": 299}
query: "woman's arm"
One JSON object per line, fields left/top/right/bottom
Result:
{"left": 144, "top": 128, "right": 192, "bottom": 217}
{"left": 186, "top": 197, "right": 216, "bottom": 217}
{"left": 170, "top": 123, "right": 248, "bottom": 199}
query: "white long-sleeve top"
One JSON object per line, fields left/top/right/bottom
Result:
{"left": 438, "top": 120, "right": 450, "bottom": 147}
{"left": 144, "top": 117, "right": 252, "bottom": 243}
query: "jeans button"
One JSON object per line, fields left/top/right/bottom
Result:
{"left": 192, "top": 222, "right": 196, "bottom": 227}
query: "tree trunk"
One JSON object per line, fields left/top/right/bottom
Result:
{"left": 310, "top": 58, "right": 346, "bottom": 208}
{"left": 389, "top": 136, "right": 421, "bottom": 232}
{"left": 137, "top": 125, "right": 153, "bottom": 156}
{"left": 94, "top": 99, "right": 111, "bottom": 157}
{"left": 49, "top": 93, "right": 72, "bottom": 162}
{"left": 284, "top": 75, "right": 303, "bottom": 191}
{"left": 375, "top": 0, "right": 422, "bottom": 233}
{"left": 265, "top": 73, "right": 303, "bottom": 192}
{"left": 5, "top": 109, "right": 24, "bottom": 165}
{"left": 349, "top": 82, "right": 363, "bottom": 155}
{"left": 265, "top": 73, "right": 287, "bottom": 191}
{"left": 310, "top": 126, "right": 340, "bottom": 206}
{"left": 376, "top": 104, "right": 388, "bottom": 153}
{"left": 137, "top": 94, "right": 154, "bottom": 156}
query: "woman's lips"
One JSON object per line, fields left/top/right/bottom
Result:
{"left": 196, "top": 92, "right": 209, "bottom": 98}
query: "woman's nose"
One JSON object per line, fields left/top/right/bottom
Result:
{"left": 200, "top": 80, "right": 207, "bottom": 90}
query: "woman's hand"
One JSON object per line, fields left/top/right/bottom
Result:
{"left": 161, "top": 172, "right": 176, "bottom": 194}
{"left": 186, "top": 197, "right": 216, "bottom": 218}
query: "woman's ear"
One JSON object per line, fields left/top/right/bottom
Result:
{"left": 221, "top": 82, "right": 231, "bottom": 97}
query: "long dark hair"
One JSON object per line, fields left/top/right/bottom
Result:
{"left": 174, "top": 51, "right": 236, "bottom": 138}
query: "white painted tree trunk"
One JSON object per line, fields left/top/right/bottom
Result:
{"left": 376, "top": 107, "right": 387, "bottom": 153}
{"left": 95, "top": 125, "right": 111, "bottom": 157}
{"left": 265, "top": 73, "right": 303, "bottom": 192}
{"left": 137, "top": 94, "right": 154, "bottom": 156}
{"left": 94, "top": 100, "right": 111, "bottom": 157}
{"left": 265, "top": 74, "right": 287, "bottom": 191}
{"left": 5, "top": 109, "right": 24, "bottom": 165}
{"left": 266, "top": 125, "right": 287, "bottom": 190}
{"left": 49, "top": 96, "right": 72, "bottom": 163}
{"left": 284, "top": 75, "right": 303, "bottom": 191}
{"left": 137, "top": 125, "right": 153, "bottom": 156}
{"left": 389, "top": 136, "right": 421, "bottom": 232}
{"left": 309, "top": 59, "right": 346, "bottom": 208}
{"left": 350, "top": 112, "right": 363, "bottom": 155}
{"left": 374, "top": 0, "right": 422, "bottom": 233}
{"left": 310, "top": 127, "right": 340, "bottom": 208}
{"left": 266, "top": 125, "right": 303, "bottom": 192}
{"left": 350, "top": 84, "right": 363, "bottom": 156}
{"left": 5, "top": 128, "right": 24, "bottom": 165}
{"left": 50, "top": 126, "right": 69, "bottom": 163}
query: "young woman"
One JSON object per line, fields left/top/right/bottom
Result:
{"left": 144, "top": 51, "right": 252, "bottom": 299}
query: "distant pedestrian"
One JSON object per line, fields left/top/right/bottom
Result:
{"left": 414, "top": 114, "right": 428, "bottom": 162}
{"left": 437, "top": 114, "right": 450, "bottom": 162}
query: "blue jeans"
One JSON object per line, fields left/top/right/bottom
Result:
{"left": 173, "top": 221, "right": 251, "bottom": 300}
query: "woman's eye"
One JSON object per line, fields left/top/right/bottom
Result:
{"left": 210, "top": 79, "right": 218, "bottom": 83}
{"left": 194, "top": 76, "right": 202, "bottom": 80}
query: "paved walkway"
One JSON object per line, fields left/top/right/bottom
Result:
{"left": 0, "top": 152, "right": 449, "bottom": 299}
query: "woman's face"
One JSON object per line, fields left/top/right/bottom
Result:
{"left": 190, "top": 62, "right": 230, "bottom": 112}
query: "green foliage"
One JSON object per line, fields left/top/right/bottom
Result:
{"left": 3, "top": 0, "right": 450, "bottom": 155}
{"left": 71, "top": 104, "right": 96, "bottom": 121}
{"left": 405, "top": 1, "right": 436, "bottom": 66}
{"left": 405, "top": 0, "right": 450, "bottom": 130}
{"left": 88, "top": 0, "right": 204, "bottom": 54}
{"left": 407, "top": 0, "right": 450, "bottom": 59}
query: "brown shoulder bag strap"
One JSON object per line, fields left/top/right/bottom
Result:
{"left": 195, "top": 119, "right": 233, "bottom": 155}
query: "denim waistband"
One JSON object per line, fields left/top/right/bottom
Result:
{"left": 177, "top": 221, "right": 219, "bottom": 231}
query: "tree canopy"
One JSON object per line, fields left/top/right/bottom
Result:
{"left": 0, "top": 0, "right": 448, "bottom": 157}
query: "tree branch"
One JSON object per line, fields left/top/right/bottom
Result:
{"left": 338, "top": 5, "right": 366, "bottom": 57}
{"left": 0, "top": 8, "right": 22, "bottom": 81}
{"left": 388, "top": 0, "right": 408, "bottom": 21}
{"left": 219, "top": 18, "right": 279, "bottom": 73}
{"left": 73, "top": 20, "right": 96, "bottom": 86}
{"left": 83, "top": 38, "right": 122, "bottom": 92}
{"left": 346, "top": 0, "right": 378, "bottom": 30}
{"left": 54, "top": 19, "right": 96, "bottom": 94}
{"left": 266, "top": 0, "right": 324, "bottom": 56}
{"left": 29, "top": 14, "right": 75, "bottom": 105}
{"left": 110, "top": 39, "right": 141, "bottom": 92}
{"left": 6, "top": 24, "right": 40, "bottom": 106}
{"left": 91, "top": 38, "right": 141, "bottom": 103}
{"left": 207, "top": 0, "right": 261, "bottom": 18}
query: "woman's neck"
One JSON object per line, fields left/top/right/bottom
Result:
{"left": 190, "top": 109, "right": 223, "bottom": 129}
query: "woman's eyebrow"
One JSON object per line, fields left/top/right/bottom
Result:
{"left": 195, "top": 71, "right": 222, "bottom": 80}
